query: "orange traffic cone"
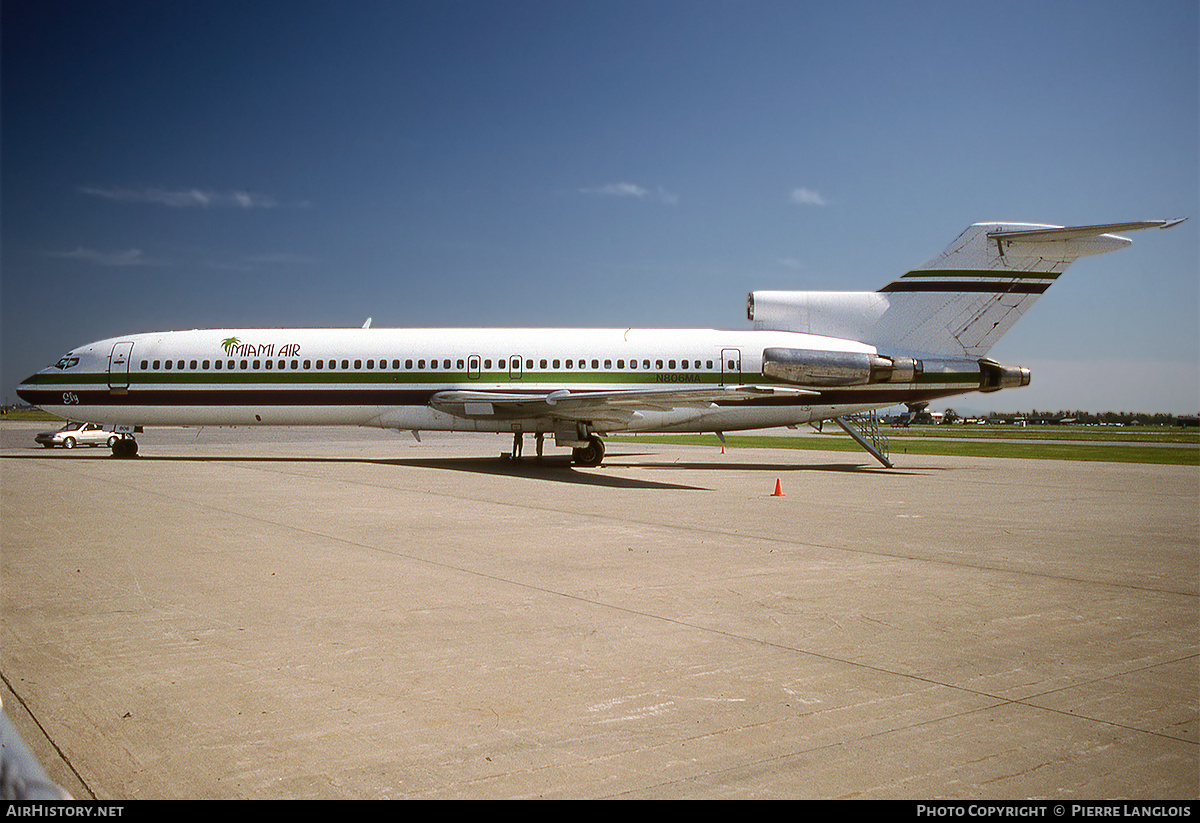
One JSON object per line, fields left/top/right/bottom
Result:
{"left": 772, "top": 479, "right": 785, "bottom": 497}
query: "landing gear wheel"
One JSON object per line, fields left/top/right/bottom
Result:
{"left": 111, "top": 438, "right": 139, "bottom": 458}
{"left": 571, "top": 435, "right": 605, "bottom": 467}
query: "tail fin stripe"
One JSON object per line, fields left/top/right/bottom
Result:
{"left": 894, "top": 268, "right": 1062, "bottom": 281}
{"left": 880, "top": 281, "right": 1050, "bottom": 295}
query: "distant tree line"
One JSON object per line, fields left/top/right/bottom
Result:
{"left": 935, "top": 409, "right": 1198, "bottom": 426}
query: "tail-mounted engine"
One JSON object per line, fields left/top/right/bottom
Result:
{"left": 978, "top": 358, "right": 1031, "bottom": 393}
{"left": 762, "top": 348, "right": 1031, "bottom": 393}
{"left": 762, "top": 348, "right": 919, "bottom": 387}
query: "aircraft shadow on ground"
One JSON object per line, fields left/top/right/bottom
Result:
{"left": 379, "top": 454, "right": 709, "bottom": 490}
{"left": 3, "top": 446, "right": 932, "bottom": 483}
{"left": 2, "top": 448, "right": 706, "bottom": 490}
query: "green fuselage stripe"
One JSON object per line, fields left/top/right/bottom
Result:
{"left": 23, "top": 368, "right": 980, "bottom": 390}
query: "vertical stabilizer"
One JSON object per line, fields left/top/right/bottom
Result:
{"left": 750, "top": 220, "right": 1184, "bottom": 358}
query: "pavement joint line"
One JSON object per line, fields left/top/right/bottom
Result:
{"left": 35, "top": 459, "right": 1196, "bottom": 749}
{"left": 53, "top": 452, "right": 1199, "bottom": 600}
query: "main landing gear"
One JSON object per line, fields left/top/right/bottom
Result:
{"left": 571, "top": 435, "right": 605, "bottom": 468}
{"left": 512, "top": 425, "right": 604, "bottom": 467}
{"left": 110, "top": 436, "right": 139, "bottom": 458}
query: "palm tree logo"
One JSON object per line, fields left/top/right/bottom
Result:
{"left": 222, "top": 337, "right": 241, "bottom": 355}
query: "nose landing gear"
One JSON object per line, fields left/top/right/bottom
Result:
{"left": 110, "top": 437, "right": 139, "bottom": 458}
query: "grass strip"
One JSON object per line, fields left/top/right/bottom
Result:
{"left": 610, "top": 434, "right": 1199, "bottom": 465}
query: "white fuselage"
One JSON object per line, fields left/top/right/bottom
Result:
{"left": 17, "top": 326, "right": 970, "bottom": 436}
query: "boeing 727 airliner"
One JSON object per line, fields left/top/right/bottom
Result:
{"left": 16, "top": 219, "right": 1184, "bottom": 466}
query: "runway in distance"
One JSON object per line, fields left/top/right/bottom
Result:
{"left": 16, "top": 219, "right": 1185, "bottom": 467}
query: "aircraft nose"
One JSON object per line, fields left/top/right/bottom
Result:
{"left": 15, "top": 374, "right": 44, "bottom": 404}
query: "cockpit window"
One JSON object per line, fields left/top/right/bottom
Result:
{"left": 54, "top": 356, "right": 80, "bottom": 370}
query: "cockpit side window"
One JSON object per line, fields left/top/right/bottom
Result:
{"left": 54, "top": 356, "right": 80, "bottom": 370}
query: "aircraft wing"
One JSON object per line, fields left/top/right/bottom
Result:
{"left": 429, "top": 385, "right": 817, "bottom": 424}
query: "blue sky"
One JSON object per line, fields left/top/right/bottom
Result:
{"left": 3, "top": 0, "right": 1197, "bottom": 413}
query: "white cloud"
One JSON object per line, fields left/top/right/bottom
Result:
{"left": 790, "top": 187, "right": 827, "bottom": 206}
{"left": 206, "top": 252, "right": 320, "bottom": 272}
{"left": 241, "top": 252, "right": 318, "bottom": 266}
{"left": 654, "top": 186, "right": 680, "bottom": 206}
{"left": 586, "top": 182, "right": 647, "bottom": 198}
{"left": 48, "top": 248, "right": 157, "bottom": 266}
{"left": 80, "top": 186, "right": 281, "bottom": 209}
{"left": 581, "top": 182, "right": 678, "bottom": 205}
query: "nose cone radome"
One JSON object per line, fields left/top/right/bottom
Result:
{"left": 15, "top": 370, "right": 52, "bottom": 406}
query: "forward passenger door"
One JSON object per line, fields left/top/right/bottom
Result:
{"left": 108, "top": 341, "right": 134, "bottom": 392}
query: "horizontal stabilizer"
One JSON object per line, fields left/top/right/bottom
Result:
{"left": 987, "top": 219, "right": 1185, "bottom": 244}
{"left": 986, "top": 219, "right": 1187, "bottom": 258}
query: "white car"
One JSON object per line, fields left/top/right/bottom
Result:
{"left": 35, "top": 421, "right": 119, "bottom": 450}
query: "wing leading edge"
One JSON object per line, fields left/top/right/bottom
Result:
{"left": 430, "top": 384, "right": 818, "bottom": 424}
